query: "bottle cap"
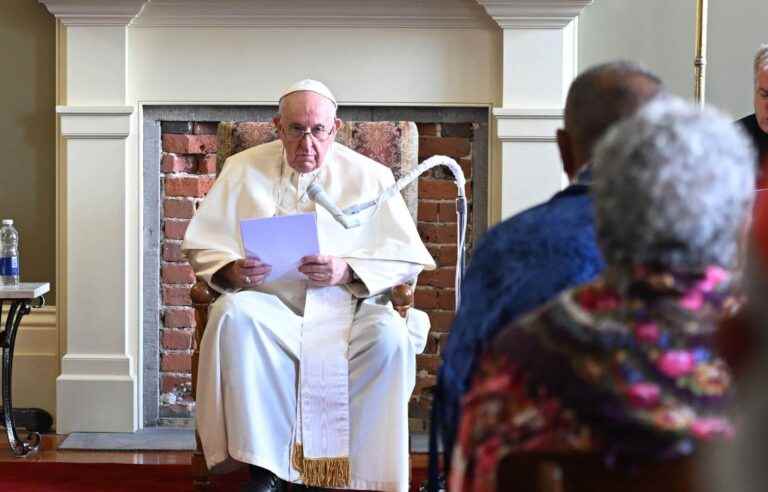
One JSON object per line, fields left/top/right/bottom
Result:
{"left": 1, "top": 220, "right": 12, "bottom": 226}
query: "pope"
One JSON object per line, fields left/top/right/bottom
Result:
{"left": 183, "top": 79, "right": 435, "bottom": 492}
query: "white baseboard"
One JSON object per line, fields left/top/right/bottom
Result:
{"left": 56, "top": 351, "right": 137, "bottom": 433}
{"left": 57, "top": 373, "right": 137, "bottom": 432}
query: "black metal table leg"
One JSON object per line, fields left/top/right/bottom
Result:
{"left": 0, "top": 297, "right": 43, "bottom": 456}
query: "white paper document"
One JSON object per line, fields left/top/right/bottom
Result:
{"left": 239, "top": 213, "right": 320, "bottom": 282}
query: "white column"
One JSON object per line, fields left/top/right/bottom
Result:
{"left": 477, "top": 1, "right": 592, "bottom": 219}
{"left": 41, "top": 0, "right": 148, "bottom": 433}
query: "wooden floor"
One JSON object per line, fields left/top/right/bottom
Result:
{"left": 0, "top": 432, "right": 191, "bottom": 465}
{"left": 0, "top": 431, "right": 428, "bottom": 470}
{"left": 0, "top": 431, "right": 431, "bottom": 492}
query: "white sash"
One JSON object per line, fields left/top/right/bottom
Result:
{"left": 292, "top": 285, "right": 355, "bottom": 487}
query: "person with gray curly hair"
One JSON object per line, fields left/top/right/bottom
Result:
{"left": 595, "top": 96, "right": 755, "bottom": 272}
{"left": 449, "top": 97, "right": 755, "bottom": 492}
{"left": 737, "top": 43, "right": 768, "bottom": 168}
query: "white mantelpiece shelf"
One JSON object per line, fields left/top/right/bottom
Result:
{"left": 57, "top": 106, "right": 134, "bottom": 139}
{"left": 39, "top": 0, "right": 148, "bottom": 25}
{"left": 494, "top": 108, "right": 563, "bottom": 143}
{"left": 477, "top": 0, "right": 593, "bottom": 28}
{"left": 56, "top": 106, "right": 134, "bottom": 114}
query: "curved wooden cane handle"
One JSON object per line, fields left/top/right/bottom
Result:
{"left": 391, "top": 283, "right": 413, "bottom": 319}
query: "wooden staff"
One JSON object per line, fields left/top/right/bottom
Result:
{"left": 694, "top": 0, "right": 709, "bottom": 106}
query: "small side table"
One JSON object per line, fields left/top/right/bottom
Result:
{"left": 0, "top": 282, "right": 50, "bottom": 456}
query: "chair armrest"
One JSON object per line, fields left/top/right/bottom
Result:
{"left": 191, "top": 279, "right": 218, "bottom": 397}
{"left": 191, "top": 278, "right": 413, "bottom": 321}
{"left": 191, "top": 280, "right": 219, "bottom": 306}
{"left": 190, "top": 278, "right": 219, "bottom": 490}
{"left": 191, "top": 280, "right": 219, "bottom": 339}
{"left": 391, "top": 283, "right": 413, "bottom": 318}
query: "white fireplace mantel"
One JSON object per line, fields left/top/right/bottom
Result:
{"left": 478, "top": 0, "right": 593, "bottom": 217}
{"left": 41, "top": 0, "right": 592, "bottom": 433}
{"left": 40, "top": 0, "right": 147, "bottom": 25}
{"left": 477, "top": 0, "right": 593, "bottom": 28}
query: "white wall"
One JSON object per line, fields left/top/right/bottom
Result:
{"left": 579, "top": 0, "right": 767, "bottom": 119}
{"left": 708, "top": 0, "right": 768, "bottom": 117}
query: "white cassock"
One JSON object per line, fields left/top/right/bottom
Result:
{"left": 182, "top": 140, "right": 436, "bottom": 492}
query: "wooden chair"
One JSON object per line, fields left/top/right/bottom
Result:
{"left": 496, "top": 451, "right": 700, "bottom": 492}
{"left": 191, "top": 121, "right": 422, "bottom": 490}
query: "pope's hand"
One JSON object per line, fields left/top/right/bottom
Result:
{"left": 298, "top": 255, "right": 352, "bottom": 286}
{"left": 218, "top": 258, "right": 272, "bottom": 289}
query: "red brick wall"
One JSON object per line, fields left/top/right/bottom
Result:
{"left": 157, "top": 121, "right": 477, "bottom": 428}
{"left": 159, "top": 122, "right": 218, "bottom": 418}
{"left": 410, "top": 122, "right": 474, "bottom": 431}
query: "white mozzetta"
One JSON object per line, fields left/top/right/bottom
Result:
{"left": 58, "top": 106, "right": 133, "bottom": 138}
{"left": 131, "top": 0, "right": 492, "bottom": 29}
{"left": 477, "top": 0, "right": 593, "bottom": 28}
{"left": 39, "top": 0, "right": 148, "bottom": 26}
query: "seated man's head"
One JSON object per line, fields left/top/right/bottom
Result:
{"left": 592, "top": 97, "right": 755, "bottom": 275}
{"left": 273, "top": 80, "right": 342, "bottom": 174}
{"left": 558, "top": 61, "right": 663, "bottom": 179}
{"left": 754, "top": 45, "right": 768, "bottom": 135}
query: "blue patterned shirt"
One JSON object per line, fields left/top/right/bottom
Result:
{"left": 430, "top": 170, "right": 605, "bottom": 474}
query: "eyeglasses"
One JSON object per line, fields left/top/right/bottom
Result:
{"left": 281, "top": 122, "right": 336, "bottom": 142}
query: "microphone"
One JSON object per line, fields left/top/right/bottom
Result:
{"left": 307, "top": 155, "right": 468, "bottom": 309}
{"left": 306, "top": 182, "right": 360, "bottom": 229}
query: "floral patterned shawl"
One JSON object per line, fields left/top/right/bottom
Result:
{"left": 450, "top": 266, "right": 738, "bottom": 492}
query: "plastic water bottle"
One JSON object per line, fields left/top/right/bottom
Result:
{"left": 0, "top": 219, "right": 20, "bottom": 287}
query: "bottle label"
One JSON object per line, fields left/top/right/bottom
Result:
{"left": 0, "top": 257, "right": 19, "bottom": 276}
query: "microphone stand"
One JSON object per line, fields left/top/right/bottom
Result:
{"left": 342, "top": 155, "right": 468, "bottom": 311}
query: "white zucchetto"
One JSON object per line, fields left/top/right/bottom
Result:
{"left": 279, "top": 79, "right": 337, "bottom": 107}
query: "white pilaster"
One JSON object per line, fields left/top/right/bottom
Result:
{"left": 477, "top": 0, "right": 592, "bottom": 219}
{"left": 41, "top": 0, "right": 147, "bottom": 433}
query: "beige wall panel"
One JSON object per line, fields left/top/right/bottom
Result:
{"left": 0, "top": 0, "right": 56, "bottom": 303}
{"left": 0, "top": 307, "right": 58, "bottom": 422}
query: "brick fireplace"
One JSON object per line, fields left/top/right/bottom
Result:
{"left": 44, "top": 0, "right": 591, "bottom": 433}
{"left": 143, "top": 106, "right": 488, "bottom": 430}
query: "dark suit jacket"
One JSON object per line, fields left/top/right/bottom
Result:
{"left": 738, "top": 113, "right": 768, "bottom": 162}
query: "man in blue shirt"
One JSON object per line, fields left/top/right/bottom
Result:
{"left": 430, "top": 61, "right": 664, "bottom": 481}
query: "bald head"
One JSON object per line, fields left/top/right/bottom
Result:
{"left": 560, "top": 62, "right": 663, "bottom": 175}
